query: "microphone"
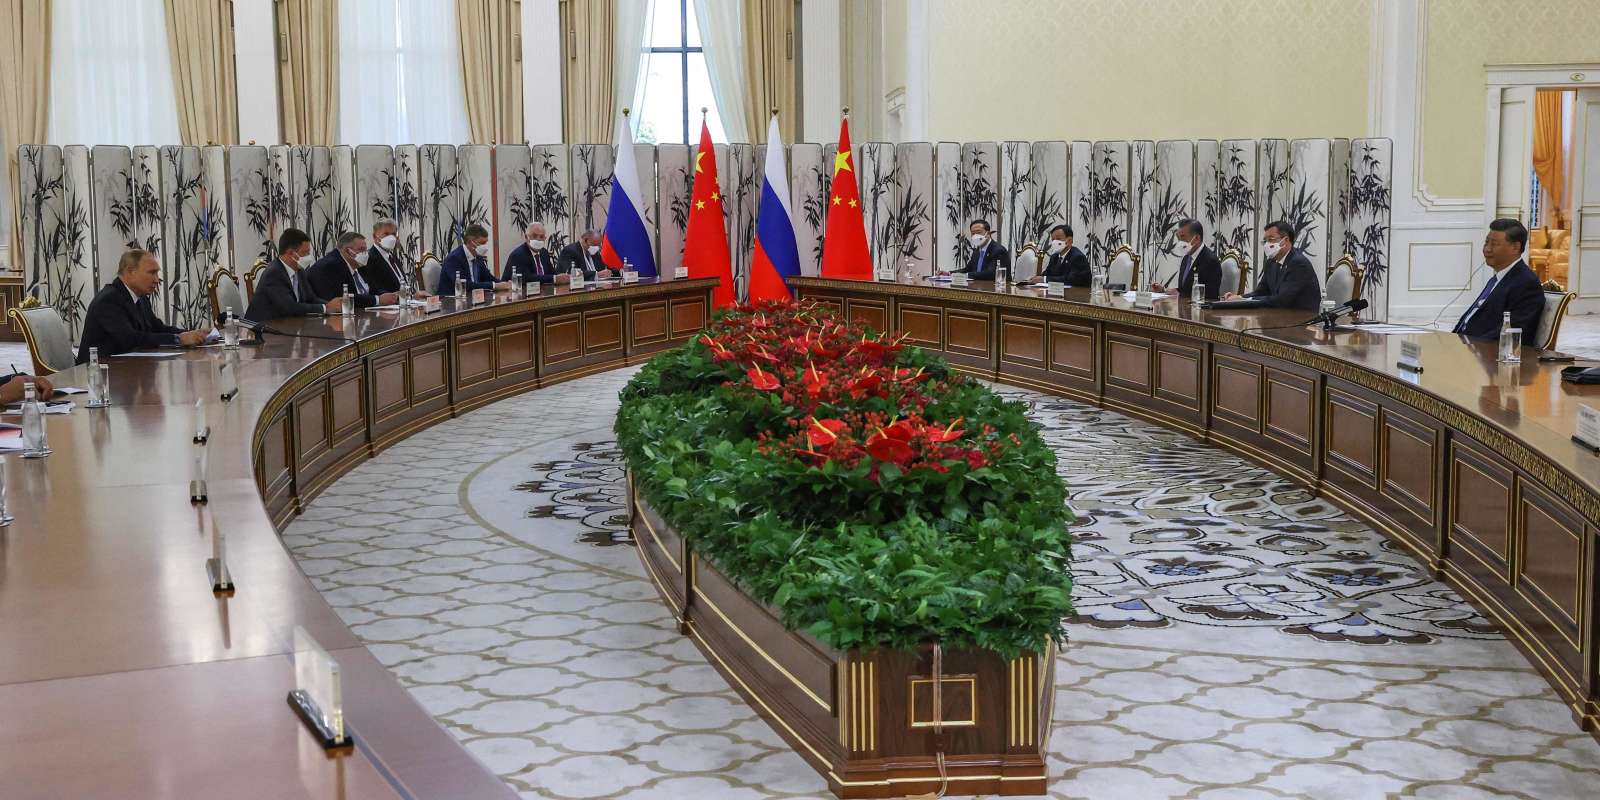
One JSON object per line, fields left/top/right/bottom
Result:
{"left": 1308, "top": 298, "right": 1368, "bottom": 327}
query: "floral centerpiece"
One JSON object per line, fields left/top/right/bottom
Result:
{"left": 616, "top": 299, "right": 1073, "bottom": 658}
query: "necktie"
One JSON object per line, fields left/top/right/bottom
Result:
{"left": 350, "top": 268, "right": 369, "bottom": 295}
{"left": 1179, "top": 252, "right": 1193, "bottom": 286}
{"left": 290, "top": 269, "right": 303, "bottom": 302}
{"left": 975, "top": 245, "right": 986, "bottom": 272}
{"left": 1453, "top": 275, "right": 1500, "bottom": 333}
{"left": 535, "top": 250, "right": 545, "bottom": 275}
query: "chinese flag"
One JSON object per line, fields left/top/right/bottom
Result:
{"left": 683, "top": 121, "right": 735, "bottom": 307}
{"left": 819, "top": 117, "right": 872, "bottom": 280}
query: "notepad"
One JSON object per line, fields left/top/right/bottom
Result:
{"left": 113, "top": 351, "right": 183, "bottom": 359}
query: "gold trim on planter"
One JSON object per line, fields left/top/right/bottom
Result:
{"left": 692, "top": 586, "right": 833, "bottom": 712}
{"left": 909, "top": 674, "right": 978, "bottom": 728}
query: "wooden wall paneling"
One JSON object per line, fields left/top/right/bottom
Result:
{"left": 1263, "top": 367, "right": 1316, "bottom": 458}
{"left": 632, "top": 300, "right": 669, "bottom": 346}
{"left": 583, "top": 306, "right": 624, "bottom": 356}
{"left": 495, "top": 321, "right": 537, "bottom": 377}
{"left": 896, "top": 302, "right": 944, "bottom": 349}
{"left": 1323, "top": 385, "right": 1379, "bottom": 489}
{"left": 844, "top": 296, "right": 889, "bottom": 332}
{"left": 668, "top": 295, "right": 707, "bottom": 341}
{"left": 290, "top": 377, "right": 332, "bottom": 501}
{"left": 1516, "top": 480, "right": 1588, "bottom": 684}
{"left": 541, "top": 311, "right": 582, "bottom": 367}
{"left": 1377, "top": 406, "right": 1445, "bottom": 558}
{"left": 410, "top": 338, "right": 451, "bottom": 406}
{"left": 454, "top": 326, "right": 498, "bottom": 393}
{"left": 255, "top": 406, "right": 295, "bottom": 524}
{"left": 1102, "top": 329, "right": 1152, "bottom": 395}
{"left": 999, "top": 314, "right": 1047, "bottom": 369}
{"left": 370, "top": 348, "right": 410, "bottom": 425}
{"left": 942, "top": 304, "right": 995, "bottom": 373}
{"left": 1210, "top": 353, "right": 1263, "bottom": 433}
{"left": 1046, "top": 318, "right": 1097, "bottom": 397}
{"left": 1448, "top": 437, "right": 1516, "bottom": 581}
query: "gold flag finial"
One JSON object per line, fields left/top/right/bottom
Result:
{"left": 701, "top": 106, "right": 708, "bottom": 116}
{"left": 623, "top": 107, "right": 631, "bottom": 117}
{"left": 842, "top": 106, "right": 851, "bottom": 117}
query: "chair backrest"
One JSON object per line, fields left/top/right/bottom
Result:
{"left": 1549, "top": 229, "right": 1571, "bottom": 251}
{"left": 419, "top": 252, "right": 442, "bottom": 294}
{"left": 243, "top": 257, "right": 269, "bottom": 300}
{"left": 9, "top": 304, "right": 76, "bottom": 375}
{"left": 1106, "top": 245, "right": 1139, "bottom": 289}
{"left": 1530, "top": 227, "right": 1549, "bottom": 249}
{"left": 1325, "top": 255, "right": 1356, "bottom": 306}
{"left": 1219, "top": 249, "right": 1243, "bottom": 294}
{"left": 207, "top": 265, "right": 244, "bottom": 323}
{"left": 1013, "top": 243, "right": 1040, "bottom": 282}
{"left": 1537, "top": 289, "right": 1577, "bottom": 350}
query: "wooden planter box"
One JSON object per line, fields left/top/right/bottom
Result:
{"left": 629, "top": 485, "right": 1053, "bottom": 798}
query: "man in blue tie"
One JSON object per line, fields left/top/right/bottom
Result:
{"left": 1451, "top": 218, "right": 1543, "bottom": 341}
{"left": 1151, "top": 219, "right": 1221, "bottom": 300}
{"left": 437, "top": 224, "right": 510, "bottom": 296}
{"left": 957, "top": 220, "right": 1010, "bottom": 281}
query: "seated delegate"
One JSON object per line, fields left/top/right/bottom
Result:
{"left": 1036, "top": 224, "right": 1091, "bottom": 286}
{"left": 438, "top": 224, "right": 510, "bottom": 296}
{"left": 1450, "top": 218, "right": 1543, "bottom": 341}
{"left": 306, "top": 231, "right": 399, "bottom": 310}
{"left": 76, "top": 249, "right": 211, "bottom": 363}
{"left": 245, "top": 228, "right": 347, "bottom": 323}
{"left": 1219, "top": 220, "right": 1320, "bottom": 311}
{"left": 1151, "top": 218, "right": 1221, "bottom": 301}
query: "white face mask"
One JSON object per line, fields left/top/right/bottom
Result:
{"left": 586, "top": 244, "right": 600, "bottom": 256}
{"left": 474, "top": 243, "right": 490, "bottom": 257}
{"left": 1171, "top": 239, "right": 1192, "bottom": 258}
{"left": 284, "top": 249, "right": 305, "bottom": 269}
{"left": 1262, "top": 240, "right": 1283, "bottom": 259}
{"left": 353, "top": 250, "right": 370, "bottom": 266}
{"left": 528, "top": 239, "right": 547, "bottom": 250}
{"left": 379, "top": 234, "right": 397, "bottom": 250}
{"left": 970, "top": 233, "right": 987, "bottom": 248}
{"left": 1047, "top": 239, "right": 1066, "bottom": 255}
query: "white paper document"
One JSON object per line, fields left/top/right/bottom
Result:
{"left": 112, "top": 351, "right": 183, "bottom": 359}
{"left": 1333, "top": 323, "right": 1429, "bottom": 334}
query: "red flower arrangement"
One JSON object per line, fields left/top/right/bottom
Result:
{"left": 702, "top": 299, "right": 996, "bottom": 481}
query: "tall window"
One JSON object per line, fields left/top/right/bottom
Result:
{"left": 338, "top": 0, "right": 469, "bottom": 144}
{"left": 47, "top": 0, "right": 181, "bottom": 145}
{"left": 633, "top": 0, "right": 727, "bottom": 145}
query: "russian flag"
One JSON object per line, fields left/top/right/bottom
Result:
{"left": 600, "top": 114, "right": 658, "bottom": 276}
{"left": 746, "top": 115, "right": 800, "bottom": 303}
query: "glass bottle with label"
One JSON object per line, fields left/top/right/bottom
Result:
{"left": 341, "top": 284, "right": 354, "bottom": 317}
{"left": 21, "top": 382, "right": 49, "bottom": 458}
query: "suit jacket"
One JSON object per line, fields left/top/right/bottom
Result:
{"left": 502, "top": 242, "right": 560, "bottom": 283}
{"left": 558, "top": 242, "right": 609, "bottom": 278}
{"left": 1247, "top": 248, "right": 1321, "bottom": 311}
{"left": 1172, "top": 245, "right": 1222, "bottom": 301}
{"left": 244, "top": 259, "right": 327, "bottom": 323}
{"left": 361, "top": 245, "right": 409, "bottom": 294}
{"left": 305, "top": 252, "right": 380, "bottom": 309}
{"left": 76, "top": 278, "right": 185, "bottom": 363}
{"left": 437, "top": 246, "right": 497, "bottom": 295}
{"left": 1039, "top": 245, "right": 1091, "bottom": 285}
{"left": 961, "top": 241, "right": 1010, "bottom": 281}
{"left": 1454, "top": 259, "right": 1545, "bottom": 341}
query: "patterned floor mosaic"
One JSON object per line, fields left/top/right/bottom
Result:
{"left": 283, "top": 368, "right": 1600, "bottom": 799}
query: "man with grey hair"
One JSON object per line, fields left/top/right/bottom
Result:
{"left": 559, "top": 229, "right": 613, "bottom": 280}
{"left": 77, "top": 248, "right": 211, "bottom": 362}
{"left": 503, "top": 221, "right": 566, "bottom": 285}
{"left": 307, "top": 231, "right": 399, "bottom": 309}
{"left": 361, "top": 217, "right": 415, "bottom": 294}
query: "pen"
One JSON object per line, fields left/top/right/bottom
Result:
{"left": 9, "top": 364, "right": 18, "bottom": 376}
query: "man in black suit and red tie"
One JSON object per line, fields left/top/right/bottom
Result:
{"left": 1451, "top": 217, "right": 1544, "bottom": 341}
{"left": 77, "top": 249, "right": 211, "bottom": 362}
{"left": 502, "top": 222, "right": 566, "bottom": 285}
{"left": 360, "top": 217, "right": 420, "bottom": 295}
{"left": 1151, "top": 218, "right": 1221, "bottom": 301}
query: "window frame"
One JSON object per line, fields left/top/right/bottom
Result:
{"left": 644, "top": 0, "right": 702, "bottom": 145}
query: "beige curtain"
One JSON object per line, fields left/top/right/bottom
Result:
{"left": 1, "top": 0, "right": 51, "bottom": 260}
{"left": 1532, "top": 89, "right": 1565, "bottom": 229}
{"left": 276, "top": 0, "right": 338, "bottom": 145}
{"left": 458, "top": 0, "right": 523, "bottom": 144}
{"left": 561, "top": 0, "right": 615, "bottom": 144}
{"left": 740, "top": 0, "right": 794, "bottom": 142}
{"left": 164, "top": 0, "right": 239, "bottom": 144}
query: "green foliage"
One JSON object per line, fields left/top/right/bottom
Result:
{"left": 616, "top": 312, "right": 1073, "bottom": 658}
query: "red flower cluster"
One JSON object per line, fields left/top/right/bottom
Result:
{"left": 705, "top": 300, "right": 996, "bottom": 479}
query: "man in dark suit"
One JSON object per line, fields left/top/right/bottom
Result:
{"left": 1222, "top": 220, "right": 1320, "bottom": 311}
{"left": 1452, "top": 217, "right": 1545, "bottom": 341}
{"left": 558, "top": 229, "right": 615, "bottom": 280}
{"left": 306, "top": 232, "right": 399, "bottom": 310}
{"left": 957, "top": 219, "right": 1009, "bottom": 281}
{"left": 75, "top": 249, "right": 211, "bottom": 363}
{"left": 1037, "top": 224, "right": 1091, "bottom": 285}
{"left": 502, "top": 222, "right": 565, "bottom": 285}
{"left": 244, "top": 227, "right": 346, "bottom": 323}
{"left": 360, "top": 218, "right": 418, "bottom": 295}
{"left": 1151, "top": 218, "right": 1221, "bottom": 301}
{"left": 438, "top": 224, "right": 509, "bottom": 295}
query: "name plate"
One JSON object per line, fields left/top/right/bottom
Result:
{"left": 1045, "top": 281, "right": 1066, "bottom": 298}
{"left": 621, "top": 270, "right": 640, "bottom": 284}
{"left": 1397, "top": 339, "right": 1423, "bottom": 373}
{"left": 470, "top": 289, "right": 486, "bottom": 304}
{"left": 876, "top": 267, "right": 897, "bottom": 282}
{"left": 951, "top": 273, "right": 970, "bottom": 288}
{"left": 674, "top": 266, "right": 689, "bottom": 279}
{"left": 424, "top": 296, "right": 442, "bottom": 313}
{"left": 1577, "top": 404, "right": 1600, "bottom": 452}
{"left": 571, "top": 274, "right": 586, "bottom": 289}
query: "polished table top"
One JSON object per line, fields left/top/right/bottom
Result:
{"left": 0, "top": 278, "right": 710, "bottom": 799}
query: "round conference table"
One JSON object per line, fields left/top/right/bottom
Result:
{"left": 0, "top": 274, "right": 1595, "bottom": 798}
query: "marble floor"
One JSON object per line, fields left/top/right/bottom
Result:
{"left": 282, "top": 367, "right": 1600, "bottom": 799}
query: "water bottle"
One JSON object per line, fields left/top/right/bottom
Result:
{"left": 995, "top": 265, "right": 1009, "bottom": 291}
{"left": 20, "top": 382, "right": 48, "bottom": 458}
{"left": 570, "top": 263, "right": 585, "bottom": 290}
{"left": 223, "top": 307, "right": 239, "bottom": 349}
{"left": 1090, "top": 265, "right": 1105, "bottom": 296}
{"left": 341, "top": 283, "right": 354, "bottom": 317}
{"left": 1498, "top": 311, "right": 1521, "bottom": 363}
{"left": 85, "top": 346, "right": 105, "bottom": 407}
{"left": 88, "top": 346, "right": 99, "bottom": 372}
{"left": 454, "top": 270, "right": 468, "bottom": 305}
{"left": 1192, "top": 282, "right": 1205, "bottom": 305}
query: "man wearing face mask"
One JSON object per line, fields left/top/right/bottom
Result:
{"left": 1036, "top": 224, "right": 1091, "bottom": 285}
{"left": 438, "top": 224, "right": 510, "bottom": 295}
{"left": 503, "top": 222, "right": 566, "bottom": 285}
{"left": 1151, "top": 219, "right": 1220, "bottom": 300}
{"left": 559, "top": 229, "right": 614, "bottom": 280}
{"left": 361, "top": 218, "right": 416, "bottom": 295}
{"left": 1220, "top": 220, "right": 1320, "bottom": 311}
{"left": 306, "top": 231, "right": 400, "bottom": 309}
{"left": 245, "top": 227, "right": 346, "bottom": 323}
{"left": 952, "top": 220, "right": 1009, "bottom": 281}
